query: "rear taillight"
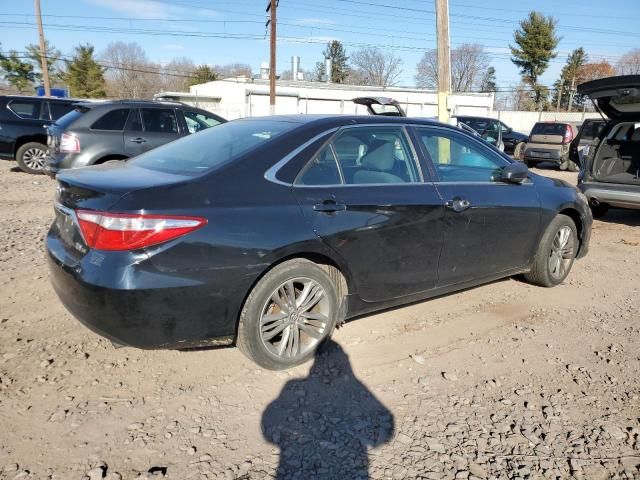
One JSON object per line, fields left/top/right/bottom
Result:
{"left": 60, "top": 133, "right": 80, "bottom": 153}
{"left": 563, "top": 125, "right": 574, "bottom": 144}
{"left": 76, "top": 210, "right": 206, "bottom": 251}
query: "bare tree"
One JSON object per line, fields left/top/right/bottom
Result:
{"left": 101, "top": 41, "right": 161, "bottom": 99}
{"left": 216, "top": 63, "right": 252, "bottom": 79}
{"left": 616, "top": 49, "right": 640, "bottom": 75}
{"left": 161, "top": 57, "right": 196, "bottom": 92}
{"left": 415, "top": 43, "right": 490, "bottom": 92}
{"left": 349, "top": 47, "right": 403, "bottom": 87}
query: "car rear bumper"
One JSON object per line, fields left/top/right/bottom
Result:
{"left": 579, "top": 182, "right": 640, "bottom": 210}
{"left": 46, "top": 234, "right": 241, "bottom": 349}
{"left": 524, "top": 147, "right": 564, "bottom": 163}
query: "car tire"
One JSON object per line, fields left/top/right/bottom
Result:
{"left": 16, "top": 142, "right": 47, "bottom": 174}
{"left": 590, "top": 203, "right": 609, "bottom": 218}
{"left": 236, "top": 259, "right": 340, "bottom": 370}
{"left": 524, "top": 214, "right": 578, "bottom": 288}
{"left": 525, "top": 160, "right": 535, "bottom": 168}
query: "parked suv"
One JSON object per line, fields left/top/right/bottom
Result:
{"left": 577, "top": 75, "right": 640, "bottom": 218}
{"left": 0, "top": 95, "right": 78, "bottom": 174}
{"left": 44, "top": 100, "right": 226, "bottom": 177}
{"left": 523, "top": 122, "right": 578, "bottom": 171}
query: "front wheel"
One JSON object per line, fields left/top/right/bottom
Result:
{"left": 237, "top": 259, "right": 340, "bottom": 370}
{"left": 525, "top": 214, "right": 578, "bottom": 287}
{"left": 16, "top": 142, "right": 47, "bottom": 174}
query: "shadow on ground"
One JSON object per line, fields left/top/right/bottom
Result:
{"left": 597, "top": 208, "right": 640, "bottom": 227}
{"left": 261, "top": 340, "right": 394, "bottom": 480}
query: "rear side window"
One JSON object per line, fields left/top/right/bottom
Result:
{"left": 91, "top": 108, "right": 130, "bottom": 131}
{"left": 531, "top": 123, "right": 569, "bottom": 136}
{"left": 141, "top": 108, "right": 178, "bottom": 134}
{"left": 129, "top": 119, "right": 297, "bottom": 175}
{"left": 8, "top": 100, "right": 41, "bottom": 119}
{"left": 49, "top": 102, "right": 75, "bottom": 120}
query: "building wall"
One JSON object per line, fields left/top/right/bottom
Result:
{"left": 189, "top": 79, "right": 496, "bottom": 120}
{"left": 488, "top": 111, "right": 602, "bottom": 135}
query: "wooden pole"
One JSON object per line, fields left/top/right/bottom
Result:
{"left": 435, "top": 0, "right": 450, "bottom": 123}
{"left": 34, "top": 0, "right": 51, "bottom": 96}
{"left": 269, "top": 0, "right": 277, "bottom": 114}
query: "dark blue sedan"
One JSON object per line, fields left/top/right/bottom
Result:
{"left": 46, "top": 115, "right": 592, "bottom": 369}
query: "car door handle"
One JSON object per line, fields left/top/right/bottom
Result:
{"left": 445, "top": 198, "right": 471, "bottom": 213}
{"left": 129, "top": 137, "right": 147, "bottom": 143}
{"left": 313, "top": 200, "right": 347, "bottom": 213}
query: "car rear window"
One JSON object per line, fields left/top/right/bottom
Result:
{"left": 55, "top": 109, "right": 84, "bottom": 129}
{"left": 49, "top": 102, "right": 75, "bottom": 120}
{"left": 91, "top": 108, "right": 130, "bottom": 131}
{"left": 581, "top": 121, "right": 605, "bottom": 141}
{"left": 129, "top": 119, "right": 299, "bottom": 175}
{"left": 8, "top": 100, "right": 41, "bottom": 119}
{"left": 531, "top": 123, "right": 569, "bottom": 136}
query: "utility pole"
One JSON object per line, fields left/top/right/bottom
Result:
{"left": 266, "top": 0, "right": 277, "bottom": 114}
{"left": 435, "top": 0, "right": 451, "bottom": 123}
{"left": 567, "top": 76, "right": 576, "bottom": 113}
{"left": 34, "top": 0, "right": 51, "bottom": 96}
{"left": 556, "top": 79, "right": 564, "bottom": 112}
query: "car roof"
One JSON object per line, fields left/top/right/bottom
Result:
{"left": 0, "top": 95, "right": 80, "bottom": 102}
{"left": 235, "top": 114, "right": 446, "bottom": 129}
{"left": 74, "top": 99, "right": 188, "bottom": 109}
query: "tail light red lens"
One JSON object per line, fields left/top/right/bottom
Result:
{"left": 60, "top": 133, "right": 80, "bottom": 153}
{"left": 76, "top": 210, "right": 206, "bottom": 251}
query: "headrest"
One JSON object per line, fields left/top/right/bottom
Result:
{"left": 361, "top": 140, "right": 395, "bottom": 171}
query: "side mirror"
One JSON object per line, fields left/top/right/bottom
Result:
{"left": 501, "top": 162, "right": 528, "bottom": 184}
{"left": 504, "top": 127, "right": 512, "bottom": 134}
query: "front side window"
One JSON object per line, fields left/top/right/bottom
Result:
{"left": 297, "top": 126, "right": 420, "bottom": 186}
{"left": 141, "top": 108, "right": 178, "bottom": 134}
{"left": 417, "top": 127, "right": 506, "bottom": 183}
{"left": 8, "top": 100, "right": 41, "bottom": 119}
{"left": 183, "top": 110, "right": 221, "bottom": 134}
{"left": 91, "top": 108, "right": 130, "bottom": 131}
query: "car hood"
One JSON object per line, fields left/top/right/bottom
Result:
{"left": 577, "top": 75, "right": 640, "bottom": 120}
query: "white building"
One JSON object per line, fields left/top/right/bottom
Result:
{"left": 156, "top": 77, "right": 495, "bottom": 121}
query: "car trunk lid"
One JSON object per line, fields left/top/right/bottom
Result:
{"left": 352, "top": 96, "right": 407, "bottom": 117}
{"left": 577, "top": 75, "right": 640, "bottom": 120}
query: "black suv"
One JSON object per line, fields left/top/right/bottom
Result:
{"left": 456, "top": 116, "right": 528, "bottom": 155}
{"left": 0, "top": 95, "right": 78, "bottom": 174}
{"left": 44, "top": 100, "right": 226, "bottom": 177}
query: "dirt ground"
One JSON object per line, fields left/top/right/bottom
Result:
{"left": 0, "top": 160, "right": 639, "bottom": 480}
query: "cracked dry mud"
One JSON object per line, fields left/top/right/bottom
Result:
{"left": 0, "top": 161, "right": 639, "bottom": 479}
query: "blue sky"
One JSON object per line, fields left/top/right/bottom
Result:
{"left": 1, "top": 0, "right": 638, "bottom": 90}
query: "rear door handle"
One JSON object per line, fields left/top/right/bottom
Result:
{"left": 313, "top": 200, "right": 347, "bottom": 213}
{"left": 129, "top": 137, "right": 147, "bottom": 144}
{"left": 445, "top": 198, "right": 471, "bottom": 212}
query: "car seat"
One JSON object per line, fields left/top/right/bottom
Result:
{"left": 352, "top": 140, "right": 404, "bottom": 184}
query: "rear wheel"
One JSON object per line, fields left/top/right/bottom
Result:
{"left": 590, "top": 203, "right": 609, "bottom": 218}
{"left": 525, "top": 214, "right": 578, "bottom": 287}
{"left": 16, "top": 142, "right": 47, "bottom": 174}
{"left": 237, "top": 259, "right": 339, "bottom": 370}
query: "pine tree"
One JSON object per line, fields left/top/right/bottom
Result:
{"left": 552, "top": 48, "right": 587, "bottom": 111}
{"left": 322, "top": 41, "right": 349, "bottom": 83}
{"left": 188, "top": 65, "right": 218, "bottom": 86}
{"left": 0, "top": 49, "right": 37, "bottom": 93}
{"left": 510, "top": 11, "right": 560, "bottom": 110}
{"left": 26, "top": 40, "right": 61, "bottom": 83}
{"left": 63, "top": 44, "right": 106, "bottom": 98}
{"left": 480, "top": 66, "right": 497, "bottom": 92}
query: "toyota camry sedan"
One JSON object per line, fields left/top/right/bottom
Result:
{"left": 47, "top": 115, "right": 592, "bottom": 370}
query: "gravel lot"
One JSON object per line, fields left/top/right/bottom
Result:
{"left": 0, "top": 159, "right": 639, "bottom": 480}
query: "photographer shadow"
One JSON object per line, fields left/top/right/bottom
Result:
{"left": 261, "top": 339, "right": 394, "bottom": 480}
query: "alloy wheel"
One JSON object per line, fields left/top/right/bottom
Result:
{"left": 259, "top": 277, "right": 331, "bottom": 359}
{"left": 22, "top": 147, "right": 46, "bottom": 170}
{"left": 548, "top": 226, "right": 574, "bottom": 280}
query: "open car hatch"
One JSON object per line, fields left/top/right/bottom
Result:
{"left": 353, "top": 97, "right": 407, "bottom": 117}
{"left": 578, "top": 75, "right": 640, "bottom": 121}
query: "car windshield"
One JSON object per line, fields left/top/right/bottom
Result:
{"left": 129, "top": 118, "right": 299, "bottom": 175}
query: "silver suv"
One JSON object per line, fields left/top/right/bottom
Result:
{"left": 44, "top": 100, "right": 225, "bottom": 177}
